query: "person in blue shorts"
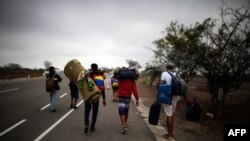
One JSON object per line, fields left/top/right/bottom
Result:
{"left": 69, "top": 81, "right": 79, "bottom": 109}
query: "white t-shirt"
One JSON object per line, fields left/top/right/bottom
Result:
{"left": 160, "top": 71, "right": 175, "bottom": 85}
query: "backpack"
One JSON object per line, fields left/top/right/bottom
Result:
{"left": 46, "top": 74, "right": 56, "bottom": 92}
{"left": 167, "top": 72, "right": 184, "bottom": 96}
{"left": 92, "top": 73, "right": 104, "bottom": 91}
{"left": 112, "top": 78, "right": 119, "bottom": 87}
{"left": 186, "top": 98, "right": 201, "bottom": 121}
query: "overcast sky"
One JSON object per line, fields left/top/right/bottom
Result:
{"left": 0, "top": 0, "right": 245, "bottom": 70}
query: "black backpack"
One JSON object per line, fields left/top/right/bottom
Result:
{"left": 167, "top": 72, "right": 185, "bottom": 96}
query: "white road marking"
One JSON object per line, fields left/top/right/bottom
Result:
{"left": 0, "top": 88, "right": 19, "bottom": 94}
{"left": 34, "top": 100, "right": 83, "bottom": 141}
{"left": 40, "top": 92, "right": 68, "bottom": 111}
{"left": 0, "top": 119, "right": 27, "bottom": 137}
{"left": 40, "top": 104, "right": 50, "bottom": 111}
{"left": 59, "top": 93, "right": 67, "bottom": 99}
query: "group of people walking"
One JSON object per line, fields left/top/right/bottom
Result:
{"left": 46, "top": 63, "right": 180, "bottom": 139}
{"left": 46, "top": 63, "right": 140, "bottom": 135}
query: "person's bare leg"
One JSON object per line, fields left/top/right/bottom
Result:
{"left": 112, "top": 90, "right": 116, "bottom": 102}
{"left": 115, "top": 91, "right": 118, "bottom": 102}
{"left": 125, "top": 114, "right": 129, "bottom": 127}
{"left": 120, "top": 115, "right": 126, "bottom": 127}
{"left": 170, "top": 116, "right": 174, "bottom": 137}
{"left": 120, "top": 114, "right": 127, "bottom": 134}
{"left": 166, "top": 116, "right": 173, "bottom": 137}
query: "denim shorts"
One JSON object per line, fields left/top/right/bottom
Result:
{"left": 118, "top": 97, "right": 131, "bottom": 115}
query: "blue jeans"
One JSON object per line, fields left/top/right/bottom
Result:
{"left": 49, "top": 91, "right": 57, "bottom": 110}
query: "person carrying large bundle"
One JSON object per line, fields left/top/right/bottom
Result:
{"left": 64, "top": 59, "right": 101, "bottom": 104}
{"left": 84, "top": 63, "right": 106, "bottom": 133}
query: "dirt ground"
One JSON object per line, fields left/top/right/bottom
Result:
{"left": 137, "top": 76, "right": 250, "bottom": 141}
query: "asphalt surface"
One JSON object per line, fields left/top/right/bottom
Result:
{"left": 0, "top": 76, "right": 157, "bottom": 141}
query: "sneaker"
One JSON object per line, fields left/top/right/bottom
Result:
{"left": 90, "top": 126, "right": 95, "bottom": 132}
{"left": 73, "top": 106, "right": 77, "bottom": 109}
{"left": 51, "top": 109, "right": 56, "bottom": 112}
{"left": 165, "top": 134, "right": 175, "bottom": 140}
{"left": 70, "top": 104, "right": 73, "bottom": 109}
{"left": 121, "top": 127, "right": 127, "bottom": 134}
{"left": 84, "top": 126, "right": 89, "bottom": 133}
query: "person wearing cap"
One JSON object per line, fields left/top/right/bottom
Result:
{"left": 160, "top": 63, "right": 180, "bottom": 139}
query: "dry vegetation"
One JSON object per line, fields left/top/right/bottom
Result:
{"left": 138, "top": 75, "right": 250, "bottom": 141}
{"left": 0, "top": 69, "right": 44, "bottom": 79}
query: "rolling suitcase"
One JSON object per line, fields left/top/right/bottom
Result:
{"left": 148, "top": 101, "right": 161, "bottom": 125}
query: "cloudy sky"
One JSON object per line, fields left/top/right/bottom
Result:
{"left": 0, "top": 0, "right": 245, "bottom": 70}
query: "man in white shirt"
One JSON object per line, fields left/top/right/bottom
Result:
{"left": 160, "top": 63, "right": 180, "bottom": 139}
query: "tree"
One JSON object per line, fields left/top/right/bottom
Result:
{"left": 126, "top": 59, "right": 142, "bottom": 68}
{"left": 153, "top": 21, "right": 206, "bottom": 83}
{"left": 3, "top": 63, "right": 22, "bottom": 70}
{"left": 145, "top": 61, "right": 163, "bottom": 87}
{"left": 198, "top": 2, "right": 250, "bottom": 107}
{"left": 44, "top": 61, "right": 52, "bottom": 70}
{"left": 149, "top": 1, "right": 250, "bottom": 108}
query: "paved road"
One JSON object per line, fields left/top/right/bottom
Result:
{"left": 0, "top": 76, "right": 157, "bottom": 141}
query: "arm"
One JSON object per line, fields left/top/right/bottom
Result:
{"left": 101, "top": 90, "right": 106, "bottom": 106}
{"left": 58, "top": 74, "right": 62, "bottom": 82}
{"left": 54, "top": 74, "right": 62, "bottom": 82}
{"left": 111, "top": 77, "right": 113, "bottom": 84}
{"left": 102, "top": 72, "right": 106, "bottom": 79}
{"left": 101, "top": 90, "right": 105, "bottom": 100}
{"left": 101, "top": 71, "right": 106, "bottom": 106}
{"left": 160, "top": 80, "right": 165, "bottom": 84}
{"left": 132, "top": 81, "right": 139, "bottom": 106}
{"left": 160, "top": 72, "right": 166, "bottom": 84}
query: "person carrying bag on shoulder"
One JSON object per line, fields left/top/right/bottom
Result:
{"left": 46, "top": 66, "right": 62, "bottom": 112}
{"left": 158, "top": 63, "right": 180, "bottom": 139}
{"left": 84, "top": 63, "right": 106, "bottom": 133}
